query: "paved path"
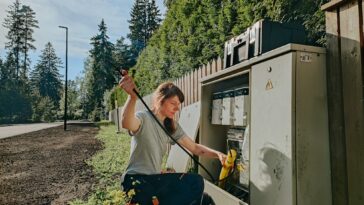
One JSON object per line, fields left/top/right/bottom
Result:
{"left": 0, "top": 122, "right": 63, "bottom": 139}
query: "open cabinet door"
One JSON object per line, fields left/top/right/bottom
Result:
{"left": 166, "top": 102, "right": 200, "bottom": 172}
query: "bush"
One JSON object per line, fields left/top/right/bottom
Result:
{"left": 0, "top": 89, "right": 32, "bottom": 123}
{"left": 109, "top": 86, "right": 128, "bottom": 110}
{"left": 32, "top": 96, "right": 57, "bottom": 122}
{"left": 90, "top": 107, "right": 103, "bottom": 122}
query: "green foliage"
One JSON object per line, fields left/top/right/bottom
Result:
{"left": 30, "top": 42, "right": 63, "bottom": 108}
{"left": 0, "top": 57, "right": 3, "bottom": 72}
{"left": 3, "top": 0, "right": 38, "bottom": 79}
{"left": 90, "top": 107, "right": 103, "bottom": 122}
{"left": 236, "top": 0, "right": 329, "bottom": 45}
{"left": 128, "top": 0, "right": 148, "bottom": 54}
{"left": 84, "top": 20, "right": 115, "bottom": 121}
{"left": 128, "top": 0, "right": 162, "bottom": 59}
{"left": 146, "top": 0, "right": 162, "bottom": 41}
{"left": 32, "top": 95, "right": 57, "bottom": 122}
{"left": 21, "top": 5, "right": 38, "bottom": 74}
{"left": 0, "top": 53, "right": 33, "bottom": 123}
{"left": 133, "top": 0, "right": 329, "bottom": 95}
{"left": 86, "top": 125, "right": 131, "bottom": 179}
{"left": 96, "top": 120, "right": 114, "bottom": 127}
{"left": 80, "top": 0, "right": 163, "bottom": 118}
{"left": 113, "top": 36, "right": 135, "bottom": 70}
{"left": 0, "top": 88, "right": 32, "bottom": 123}
{"left": 132, "top": 45, "right": 165, "bottom": 96}
{"left": 30, "top": 42, "right": 63, "bottom": 122}
{"left": 79, "top": 57, "right": 94, "bottom": 119}
{"left": 107, "top": 86, "right": 128, "bottom": 112}
{"left": 163, "top": 0, "right": 177, "bottom": 9}
{"left": 69, "top": 182, "right": 132, "bottom": 205}
{"left": 69, "top": 125, "right": 132, "bottom": 205}
{"left": 0, "top": 53, "right": 17, "bottom": 90}
{"left": 58, "top": 79, "right": 83, "bottom": 120}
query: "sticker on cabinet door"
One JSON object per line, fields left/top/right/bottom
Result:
{"left": 300, "top": 52, "right": 312, "bottom": 62}
{"left": 266, "top": 79, "right": 273, "bottom": 90}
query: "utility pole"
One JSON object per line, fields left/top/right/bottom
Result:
{"left": 59, "top": 26, "right": 68, "bottom": 131}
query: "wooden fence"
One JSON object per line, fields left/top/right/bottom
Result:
{"left": 109, "top": 56, "right": 224, "bottom": 122}
{"left": 322, "top": 1, "right": 364, "bottom": 204}
{"left": 173, "top": 57, "right": 224, "bottom": 108}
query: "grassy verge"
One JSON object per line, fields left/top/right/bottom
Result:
{"left": 69, "top": 123, "right": 132, "bottom": 205}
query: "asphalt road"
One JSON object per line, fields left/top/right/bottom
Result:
{"left": 0, "top": 122, "right": 63, "bottom": 139}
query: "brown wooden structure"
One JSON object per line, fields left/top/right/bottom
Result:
{"left": 173, "top": 57, "right": 223, "bottom": 108}
{"left": 322, "top": 1, "right": 364, "bottom": 204}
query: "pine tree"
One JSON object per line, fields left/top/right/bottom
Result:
{"left": 128, "top": 0, "right": 147, "bottom": 55}
{"left": 30, "top": 42, "right": 63, "bottom": 107}
{"left": 21, "top": 5, "right": 38, "bottom": 78}
{"left": 3, "top": 0, "right": 23, "bottom": 79}
{"left": 0, "top": 57, "right": 3, "bottom": 86}
{"left": 128, "top": 0, "right": 161, "bottom": 58}
{"left": 79, "top": 57, "right": 94, "bottom": 119}
{"left": 86, "top": 19, "right": 115, "bottom": 120}
{"left": 0, "top": 52, "right": 17, "bottom": 90}
{"left": 0, "top": 57, "right": 3, "bottom": 74}
{"left": 0, "top": 52, "right": 32, "bottom": 123}
{"left": 113, "top": 36, "right": 134, "bottom": 69}
{"left": 59, "top": 79, "right": 82, "bottom": 120}
{"left": 90, "top": 19, "right": 115, "bottom": 87}
{"left": 3, "top": 1, "right": 38, "bottom": 80}
{"left": 0, "top": 57, "right": 4, "bottom": 90}
{"left": 146, "top": 0, "right": 162, "bottom": 40}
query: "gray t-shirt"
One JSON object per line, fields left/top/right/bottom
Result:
{"left": 123, "top": 110, "right": 186, "bottom": 177}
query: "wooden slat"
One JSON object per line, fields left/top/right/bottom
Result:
{"left": 198, "top": 66, "right": 202, "bottom": 101}
{"left": 184, "top": 74, "right": 188, "bottom": 107}
{"left": 182, "top": 75, "right": 186, "bottom": 108}
{"left": 186, "top": 73, "right": 189, "bottom": 106}
{"left": 202, "top": 64, "right": 207, "bottom": 79}
{"left": 183, "top": 74, "right": 189, "bottom": 106}
{"left": 206, "top": 61, "right": 212, "bottom": 76}
{"left": 193, "top": 69, "right": 198, "bottom": 103}
{"left": 187, "top": 72, "right": 192, "bottom": 105}
{"left": 177, "top": 78, "right": 180, "bottom": 93}
{"left": 217, "top": 56, "right": 223, "bottom": 72}
{"left": 211, "top": 59, "right": 217, "bottom": 74}
{"left": 339, "top": 1, "right": 364, "bottom": 204}
{"left": 325, "top": 8, "right": 349, "bottom": 205}
{"left": 321, "top": 0, "right": 347, "bottom": 11}
{"left": 189, "top": 71, "right": 193, "bottom": 105}
{"left": 191, "top": 71, "right": 194, "bottom": 104}
{"left": 177, "top": 78, "right": 180, "bottom": 90}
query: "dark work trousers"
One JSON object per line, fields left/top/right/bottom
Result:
{"left": 121, "top": 173, "right": 204, "bottom": 205}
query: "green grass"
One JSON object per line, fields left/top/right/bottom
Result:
{"left": 88, "top": 124, "right": 130, "bottom": 179}
{"left": 69, "top": 124, "right": 132, "bottom": 205}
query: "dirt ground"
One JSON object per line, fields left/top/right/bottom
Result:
{"left": 0, "top": 123, "right": 103, "bottom": 205}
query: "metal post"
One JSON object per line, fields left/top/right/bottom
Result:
{"left": 59, "top": 26, "right": 68, "bottom": 131}
{"left": 115, "top": 100, "right": 120, "bottom": 133}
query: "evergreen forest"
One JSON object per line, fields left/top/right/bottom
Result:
{"left": 0, "top": 0, "right": 328, "bottom": 123}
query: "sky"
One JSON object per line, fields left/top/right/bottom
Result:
{"left": 0, "top": 0, "right": 166, "bottom": 80}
